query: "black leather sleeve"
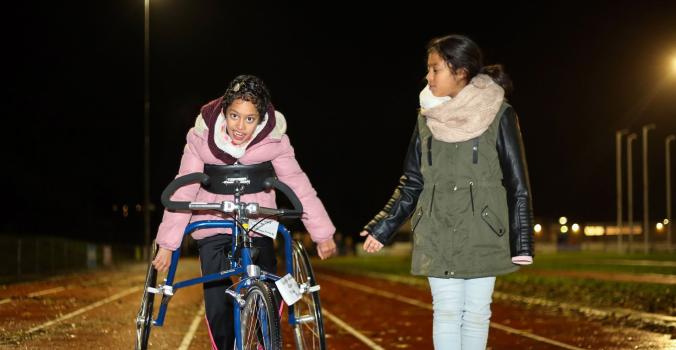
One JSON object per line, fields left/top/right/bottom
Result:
{"left": 496, "top": 107, "right": 535, "bottom": 257}
{"left": 363, "top": 124, "right": 424, "bottom": 244}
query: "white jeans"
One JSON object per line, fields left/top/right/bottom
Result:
{"left": 428, "top": 276, "right": 496, "bottom": 350}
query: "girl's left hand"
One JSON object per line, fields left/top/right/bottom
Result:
{"left": 316, "top": 238, "right": 337, "bottom": 260}
{"left": 360, "top": 231, "right": 384, "bottom": 253}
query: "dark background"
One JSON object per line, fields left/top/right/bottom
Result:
{"left": 3, "top": 1, "right": 676, "bottom": 244}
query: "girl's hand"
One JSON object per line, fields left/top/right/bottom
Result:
{"left": 512, "top": 256, "right": 533, "bottom": 265}
{"left": 317, "top": 238, "right": 337, "bottom": 260}
{"left": 152, "top": 247, "right": 173, "bottom": 272}
{"left": 360, "top": 230, "right": 384, "bottom": 253}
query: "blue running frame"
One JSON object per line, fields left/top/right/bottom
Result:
{"left": 151, "top": 219, "right": 298, "bottom": 349}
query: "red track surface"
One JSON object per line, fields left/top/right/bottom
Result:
{"left": 0, "top": 258, "right": 673, "bottom": 349}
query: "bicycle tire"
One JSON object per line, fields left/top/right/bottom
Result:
{"left": 291, "top": 241, "right": 326, "bottom": 350}
{"left": 241, "top": 281, "right": 282, "bottom": 349}
{"left": 135, "top": 243, "right": 158, "bottom": 350}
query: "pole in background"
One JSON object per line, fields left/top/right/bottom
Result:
{"left": 616, "top": 129, "right": 629, "bottom": 253}
{"left": 642, "top": 124, "right": 656, "bottom": 254}
{"left": 143, "top": 0, "right": 151, "bottom": 260}
{"left": 666, "top": 135, "right": 675, "bottom": 253}
{"left": 627, "top": 133, "right": 637, "bottom": 253}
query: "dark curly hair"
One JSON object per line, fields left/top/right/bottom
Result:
{"left": 222, "top": 75, "right": 272, "bottom": 120}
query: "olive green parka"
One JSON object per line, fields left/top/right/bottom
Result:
{"left": 365, "top": 102, "right": 534, "bottom": 278}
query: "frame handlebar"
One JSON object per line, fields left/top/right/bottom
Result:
{"left": 160, "top": 173, "right": 210, "bottom": 211}
{"left": 161, "top": 173, "right": 303, "bottom": 219}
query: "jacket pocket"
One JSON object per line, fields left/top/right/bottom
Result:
{"left": 469, "top": 181, "right": 475, "bottom": 216}
{"left": 411, "top": 207, "right": 423, "bottom": 232}
{"left": 429, "top": 184, "right": 436, "bottom": 215}
{"left": 481, "top": 205, "right": 506, "bottom": 237}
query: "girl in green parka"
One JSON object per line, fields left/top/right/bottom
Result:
{"left": 360, "top": 34, "right": 534, "bottom": 350}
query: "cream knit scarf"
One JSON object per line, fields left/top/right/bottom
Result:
{"left": 421, "top": 74, "right": 504, "bottom": 143}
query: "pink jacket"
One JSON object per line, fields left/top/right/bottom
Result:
{"left": 155, "top": 100, "right": 335, "bottom": 251}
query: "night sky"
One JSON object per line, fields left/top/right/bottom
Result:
{"left": 3, "top": 1, "right": 676, "bottom": 244}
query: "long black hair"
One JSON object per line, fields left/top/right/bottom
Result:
{"left": 426, "top": 34, "right": 513, "bottom": 95}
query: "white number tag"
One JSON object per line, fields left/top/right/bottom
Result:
{"left": 274, "top": 274, "right": 302, "bottom": 306}
{"left": 250, "top": 218, "right": 279, "bottom": 239}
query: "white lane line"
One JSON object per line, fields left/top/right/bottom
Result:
{"left": 351, "top": 270, "right": 676, "bottom": 328}
{"left": 178, "top": 305, "right": 206, "bottom": 350}
{"left": 321, "top": 274, "right": 586, "bottom": 350}
{"left": 0, "top": 298, "right": 11, "bottom": 305}
{"left": 27, "top": 286, "right": 66, "bottom": 298}
{"left": 579, "top": 259, "right": 676, "bottom": 267}
{"left": 321, "top": 275, "right": 432, "bottom": 309}
{"left": 27, "top": 286, "right": 142, "bottom": 334}
{"left": 492, "top": 291, "right": 676, "bottom": 327}
{"left": 322, "top": 307, "right": 385, "bottom": 350}
{"left": 488, "top": 322, "right": 586, "bottom": 350}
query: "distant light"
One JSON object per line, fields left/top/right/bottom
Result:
{"left": 559, "top": 216, "right": 568, "bottom": 225}
{"left": 122, "top": 204, "right": 129, "bottom": 218}
{"left": 584, "top": 226, "right": 605, "bottom": 236}
{"left": 656, "top": 222, "right": 664, "bottom": 232}
{"left": 664, "top": 218, "right": 670, "bottom": 225}
{"left": 560, "top": 225, "right": 569, "bottom": 234}
{"left": 534, "top": 224, "right": 542, "bottom": 233}
{"left": 135, "top": 204, "right": 142, "bottom": 212}
{"left": 572, "top": 223, "right": 580, "bottom": 233}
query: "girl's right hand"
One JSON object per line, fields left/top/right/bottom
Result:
{"left": 359, "top": 230, "right": 384, "bottom": 253}
{"left": 152, "top": 247, "right": 173, "bottom": 272}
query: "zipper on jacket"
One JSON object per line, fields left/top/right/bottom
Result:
{"left": 469, "top": 181, "right": 475, "bottom": 216}
{"left": 427, "top": 136, "right": 433, "bottom": 166}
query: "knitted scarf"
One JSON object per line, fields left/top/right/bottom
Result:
{"left": 421, "top": 74, "right": 504, "bottom": 143}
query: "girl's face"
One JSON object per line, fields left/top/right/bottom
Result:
{"left": 224, "top": 99, "right": 261, "bottom": 145}
{"left": 426, "top": 51, "right": 468, "bottom": 98}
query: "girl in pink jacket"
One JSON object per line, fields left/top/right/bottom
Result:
{"left": 152, "top": 74, "right": 336, "bottom": 350}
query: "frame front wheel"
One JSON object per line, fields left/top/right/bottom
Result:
{"left": 241, "top": 281, "right": 282, "bottom": 349}
{"left": 135, "top": 244, "right": 158, "bottom": 350}
{"left": 291, "top": 240, "right": 326, "bottom": 350}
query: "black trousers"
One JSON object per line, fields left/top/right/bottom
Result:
{"left": 197, "top": 234, "right": 277, "bottom": 350}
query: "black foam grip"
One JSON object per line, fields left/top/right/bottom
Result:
{"left": 264, "top": 177, "right": 304, "bottom": 218}
{"left": 282, "top": 210, "right": 303, "bottom": 219}
{"left": 161, "top": 173, "right": 210, "bottom": 211}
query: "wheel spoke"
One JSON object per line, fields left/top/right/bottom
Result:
{"left": 290, "top": 241, "right": 325, "bottom": 349}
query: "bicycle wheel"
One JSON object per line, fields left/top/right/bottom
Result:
{"left": 135, "top": 244, "right": 158, "bottom": 350}
{"left": 290, "top": 241, "right": 326, "bottom": 350}
{"left": 240, "top": 281, "right": 282, "bottom": 349}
